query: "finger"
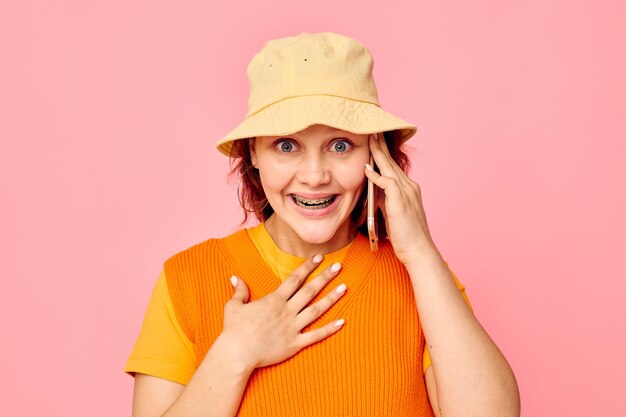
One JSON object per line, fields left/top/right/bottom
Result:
{"left": 288, "top": 262, "right": 342, "bottom": 312}
{"left": 295, "top": 283, "right": 347, "bottom": 329}
{"left": 364, "top": 165, "right": 403, "bottom": 198}
{"left": 229, "top": 275, "right": 250, "bottom": 304}
{"left": 274, "top": 254, "right": 324, "bottom": 300}
{"left": 369, "top": 133, "right": 402, "bottom": 179}
{"left": 370, "top": 133, "right": 412, "bottom": 188}
{"left": 297, "top": 318, "right": 345, "bottom": 349}
{"left": 373, "top": 132, "right": 392, "bottom": 158}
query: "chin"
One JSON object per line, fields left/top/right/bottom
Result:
{"left": 292, "top": 223, "right": 339, "bottom": 245}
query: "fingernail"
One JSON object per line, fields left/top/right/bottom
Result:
{"left": 335, "top": 283, "right": 347, "bottom": 294}
{"left": 313, "top": 254, "right": 323, "bottom": 263}
{"left": 230, "top": 275, "right": 238, "bottom": 287}
{"left": 365, "top": 163, "right": 374, "bottom": 172}
{"left": 334, "top": 319, "right": 345, "bottom": 328}
{"left": 330, "top": 262, "right": 341, "bottom": 273}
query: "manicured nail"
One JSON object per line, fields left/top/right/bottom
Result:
{"left": 335, "top": 283, "right": 347, "bottom": 294}
{"left": 230, "top": 275, "right": 238, "bottom": 287}
{"left": 330, "top": 262, "right": 342, "bottom": 273}
{"left": 365, "top": 163, "right": 374, "bottom": 172}
{"left": 334, "top": 318, "right": 345, "bottom": 328}
{"left": 313, "top": 254, "right": 323, "bottom": 264}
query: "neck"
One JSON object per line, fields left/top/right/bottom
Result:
{"left": 264, "top": 214, "right": 357, "bottom": 258}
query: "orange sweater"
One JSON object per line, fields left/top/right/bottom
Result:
{"left": 164, "top": 228, "right": 435, "bottom": 416}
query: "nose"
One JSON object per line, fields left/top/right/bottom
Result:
{"left": 295, "top": 152, "right": 331, "bottom": 187}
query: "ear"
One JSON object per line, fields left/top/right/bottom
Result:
{"left": 248, "top": 137, "right": 258, "bottom": 167}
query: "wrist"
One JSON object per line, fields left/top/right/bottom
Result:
{"left": 401, "top": 240, "right": 445, "bottom": 269}
{"left": 210, "top": 332, "right": 257, "bottom": 376}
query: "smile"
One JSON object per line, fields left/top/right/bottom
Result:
{"left": 290, "top": 194, "right": 337, "bottom": 209}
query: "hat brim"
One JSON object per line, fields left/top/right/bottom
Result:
{"left": 215, "top": 95, "right": 417, "bottom": 157}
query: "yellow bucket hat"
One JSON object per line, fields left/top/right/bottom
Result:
{"left": 215, "top": 32, "right": 418, "bottom": 157}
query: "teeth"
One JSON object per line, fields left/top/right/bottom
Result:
{"left": 291, "top": 194, "right": 336, "bottom": 209}
{"left": 293, "top": 195, "right": 334, "bottom": 204}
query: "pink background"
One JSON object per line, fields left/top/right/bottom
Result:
{"left": 1, "top": 1, "right": 624, "bottom": 416}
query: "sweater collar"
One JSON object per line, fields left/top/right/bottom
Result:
{"left": 222, "top": 227, "right": 378, "bottom": 305}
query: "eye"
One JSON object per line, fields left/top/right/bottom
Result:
{"left": 330, "top": 139, "right": 352, "bottom": 154}
{"left": 275, "top": 139, "right": 297, "bottom": 153}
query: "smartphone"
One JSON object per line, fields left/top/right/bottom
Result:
{"left": 367, "top": 152, "right": 378, "bottom": 251}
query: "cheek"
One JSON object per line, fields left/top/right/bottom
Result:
{"left": 334, "top": 161, "right": 367, "bottom": 192}
{"left": 258, "top": 166, "right": 292, "bottom": 195}
{"left": 343, "top": 176, "right": 366, "bottom": 193}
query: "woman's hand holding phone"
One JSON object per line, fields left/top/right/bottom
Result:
{"left": 364, "top": 133, "right": 441, "bottom": 266}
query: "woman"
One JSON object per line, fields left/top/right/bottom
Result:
{"left": 125, "top": 32, "right": 520, "bottom": 417}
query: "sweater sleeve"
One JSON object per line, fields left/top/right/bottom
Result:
{"left": 124, "top": 270, "right": 197, "bottom": 385}
{"left": 422, "top": 267, "right": 474, "bottom": 374}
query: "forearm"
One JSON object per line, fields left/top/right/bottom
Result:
{"left": 406, "top": 249, "right": 520, "bottom": 417}
{"left": 162, "top": 334, "right": 254, "bottom": 417}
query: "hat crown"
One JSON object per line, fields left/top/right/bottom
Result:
{"left": 245, "top": 32, "right": 380, "bottom": 118}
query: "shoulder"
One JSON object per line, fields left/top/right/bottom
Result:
{"left": 372, "top": 238, "right": 408, "bottom": 271}
{"left": 346, "top": 236, "right": 412, "bottom": 287}
{"left": 162, "top": 229, "right": 248, "bottom": 318}
{"left": 161, "top": 228, "right": 252, "bottom": 297}
{"left": 164, "top": 228, "right": 247, "bottom": 268}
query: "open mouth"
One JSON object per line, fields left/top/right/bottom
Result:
{"left": 290, "top": 194, "right": 337, "bottom": 210}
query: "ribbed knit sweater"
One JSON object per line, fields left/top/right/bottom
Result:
{"left": 164, "top": 228, "right": 435, "bottom": 417}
